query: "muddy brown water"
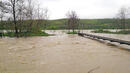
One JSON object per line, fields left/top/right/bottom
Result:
{"left": 0, "top": 30, "right": 130, "bottom": 73}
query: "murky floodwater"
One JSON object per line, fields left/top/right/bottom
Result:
{"left": 0, "top": 30, "right": 130, "bottom": 73}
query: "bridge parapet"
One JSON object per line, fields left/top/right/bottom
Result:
{"left": 78, "top": 33, "right": 130, "bottom": 45}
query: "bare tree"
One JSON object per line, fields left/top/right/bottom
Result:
{"left": 1, "top": 0, "right": 21, "bottom": 37}
{"left": 66, "top": 11, "right": 80, "bottom": 33}
{"left": 0, "top": 1, "right": 8, "bottom": 22}
{"left": 43, "top": 8, "right": 49, "bottom": 31}
{"left": 35, "top": 5, "right": 49, "bottom": 32}
{"left": 9, "top": 0, "right": 18, "bottom": 36}
{"left": 0, "top": 1, "right": 9, "bottom": 36}
{"left": 35, "top": 4, "right": 41, "bottom": 31}
{"left": 25, "top": 0, "right": 34, "bottom": 32}
{"left": 33, "top": 4, "right": 45, "bottom": 32}
{"left": 17, "top": 0, "right": 26, "bottom": 34}
{"left": 114, "top": 17, "right": 120, "bottom": 28}
{"left": 117, "top": 7, "right": 128, "bottom": 30}
{"left": 0, "top": 8, "right": 5, "bottom": 22}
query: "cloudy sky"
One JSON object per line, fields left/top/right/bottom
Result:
{"left": 37, "top": 0, "right": 130, "bottom": 19}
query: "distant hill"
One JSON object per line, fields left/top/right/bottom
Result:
{"left": 0, "top": 18, "right": 130, "bottom": 30}
{"left": 47, "top": 18, "right": 127, "bottom": 29}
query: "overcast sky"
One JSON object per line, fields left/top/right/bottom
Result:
{"left": 37, "top": 0, "right": 130, "bottom": 19}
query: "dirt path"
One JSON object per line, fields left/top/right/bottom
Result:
{"left": 0, "top": 34, "right": 130, "bottom": 73}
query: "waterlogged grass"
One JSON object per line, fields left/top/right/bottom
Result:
{"left": 92, "top": 29, "right": 111, "bottom": 33}
{"left": 0, "top": 32, "right": 50, "bottom": 37}
{"left": 25, "top": 32, "right": 50, "bottom": 36}
{"left": 92, "top": 29, "right": 130, "bottom": 34}
{"left": 117, "top": 30, "right": 130, "bottom": 34}
{"left": 67, "top": 31, "right": 78, "bottom": 34}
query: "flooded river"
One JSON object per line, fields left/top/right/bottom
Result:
{"left": 0, "top": 30, "right": 130, "bottom": 73}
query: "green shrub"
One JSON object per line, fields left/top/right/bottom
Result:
{"left": 67, "top": 31, "right": 78, "bottom": 34}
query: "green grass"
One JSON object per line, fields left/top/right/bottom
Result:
{"left": 67, "top": 31, "right": 78, "bottom": 34}
{"left": 25, "top": 32, "right": 50, "bottom": 36}
{"left": 92, "top": 29, "right": 111, "bottom": 33}
{"left": 4, "top": 32, "right": 16, "bottom": 37}
{"left": 116, "top": 30, "right": 130, "bottom": 34}
{"left": 47, "top": 19, "right": 130, "bottom": 29}
{"left": 92, "top": 29, "right": 130, "bottom": 34}
{"left": 0, "top": 31, "right": 50, "bottom": 37}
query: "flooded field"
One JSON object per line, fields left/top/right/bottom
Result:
{"left": 0, "top": 30, "right": 130, "bottom": 73}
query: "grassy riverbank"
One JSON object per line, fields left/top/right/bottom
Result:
{"left": 67, "top": 31, "right": 78, "bottom": 34}
{"left": 0, "top": 32, "right": 50, "bottom": 37}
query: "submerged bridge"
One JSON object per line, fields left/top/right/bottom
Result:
{"left": 78, "top": 33, "right": 130, "bottom": 45}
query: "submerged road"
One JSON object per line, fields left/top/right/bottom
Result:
{"left": 0, "top": 32, "right": 130, "bottom": 73}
